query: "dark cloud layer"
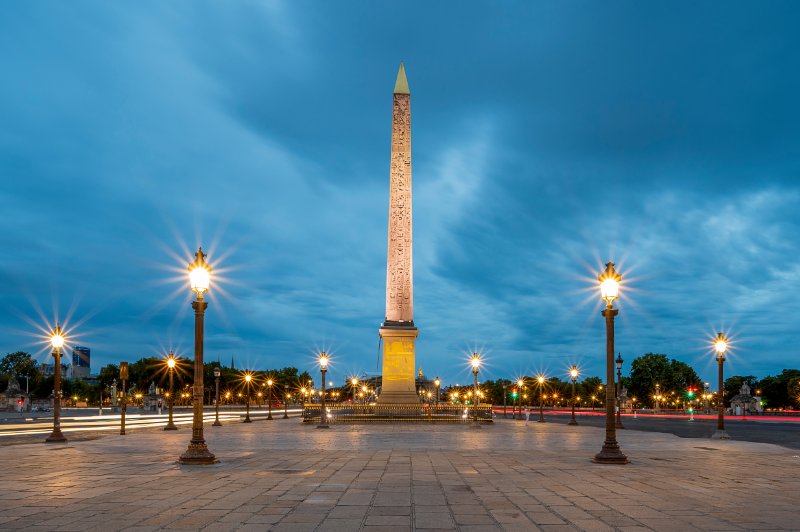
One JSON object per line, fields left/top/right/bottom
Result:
{"left": 1, "top": 1, "right": 798, "bottom": 385}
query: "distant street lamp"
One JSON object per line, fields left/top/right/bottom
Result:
{"left": 470, "top": 353, "right": 481, "bottom": 425}
{"left": 266, "top": 379, "right": 274, "bottom": 420}
{"left": 537, "top": 374, "right": 546, "bottom": 423}
{"left": 615, "top": 353, "right": 625, "bottom": 429}
{"left": 45, "top": 323, "right": 67, "bottom": 443}
{"left": 569, "top": 366, "right": 579, "bottom": 426}
{"left": 712, "top": 332, "right": 731, "bottom": 439}
{"left": 593, "top": 261, "right": 629, "bottom": 464}
{"left": 164, "top": 352, "right": 178, "bottom": 431}
{"left": 516, "top": 379, "right": 524, "bottom": 420}
{"left": 434, "top": 377, "right": 440, "bottom": 407}
{"left": 243, "top": 373, "right": 253, "bottom": 423}
{"left": 318, "top": 353, "right": 330, "bottom": 428}
{"left": 351, "top": 377, "right": 359, "bottom": 403}
{"left": 178, "top": 247, "right": 217, "bottom": 464}
{"left": 283, "top": 384, "right": 289, "bottom": 419}
{"left": 213, "top": 366, "right": 222, "bottom": 426}
{"left": 119, "top": 362, "right": 128, "bottom": 435}
{"left": 502, "top": 382, "right": 507, "bottom": 419}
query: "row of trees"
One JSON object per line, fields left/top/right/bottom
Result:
{"left": 3, "top": 350, "right": 799, "bottom": 408}
{"left": 0, "top": 351, "right": 313, "bottom": 405}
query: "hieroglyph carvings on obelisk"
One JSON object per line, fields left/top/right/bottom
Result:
{"left": 378, "top": 63, "right": 420, "bottom": 404}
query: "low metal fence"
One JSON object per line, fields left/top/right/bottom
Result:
{"left": 302, "top": 403, "right": 493, "bottom": 424}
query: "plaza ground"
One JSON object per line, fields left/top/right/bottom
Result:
{"left": 0, "top": 418, "right": 797, "bottom": 531}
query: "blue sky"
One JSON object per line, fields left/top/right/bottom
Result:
{"left": 1, "top": 2, "right": 799, "bottom": 387}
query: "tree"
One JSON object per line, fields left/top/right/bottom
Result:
{"left": 758, "top": 369, "right": 800, "bottom": 408}
{"left": 0, "top": 352, "right": 39, "bottom": 379}
{"left": 628, "top": 353, "right": 701, "bottom": 408}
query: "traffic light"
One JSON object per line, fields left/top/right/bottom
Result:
{"left": 18, "top": 396, "right": 24, "bottom": 406}
{"left": 511, "top": 389, "right": 518, "bottom": 398}
{"left": 686, "top": 387, "right": 695, "bottom": 399}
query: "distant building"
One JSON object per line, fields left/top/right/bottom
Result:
{"left": 71, "top": 346, "right": 91, "bottom": 379}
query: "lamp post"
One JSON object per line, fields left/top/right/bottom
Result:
{"left": 213, "top": 366, "right": 222, "bottom": 426}
{"left": 569, "top": 366, "right": 579, "bottom": 426}
{"left": 119, "top": 362, "right": 128, "bottom": 435}
{"left": 703, "top": 382, "right": 710, "bottom": 414}
{"left": 350, "top": 377, "right": 359, "bottom": 404}
{"left": 434, "top": 377, "right": 440, "bottom": 407}
{"left": 283, "top": 384, "right": 289, "bottom": 419}
{"left": 712, "top": 332, "right": 730, "bottom": 439}
{"left": 470, "top": 353, "right": 481, "bottom": 425}
{"left": 165, "top": 352, "right": 178, "bottom": 430}
{"left": 615, "top": 353, "right": 625, "bottom": 429}
{"left": 516, "top": 379, "right": 524, "bottom": 420}
{"left": 243, "top": 373, "right": 252, "bottom": 423}
{"left": 318, "top": 353, "right": 330, "bottom": 428}
{"left": 178, "top": 247, "right": 217, "bottom": 464}
{"left": 45, "top": 323, "right": 67, "bottom": 443}
{"left": 266, "top": 379, "right": 274, "bottom": 420}
{"left": 537, "top": 374, "right": 546, "bottom": 423}
{"left": 502, "top": 383, "right": 507, "bottom": 419}
{"left": 655, "top": 383, "right": 661, "bottom": 413}
{"left": 593, "top": 261, "right": 629, "bottom": 464}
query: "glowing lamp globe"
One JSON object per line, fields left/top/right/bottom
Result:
{"left": 598, "top": 262, "right": 621, "bottom": 305}
{"left": 570, "top": 367, "right": 579, "bottom": 380}
{"left": 319, "top": 353, "right": 329, "bottom": 369}
{"left": 470, "top": 354, "right": 481, "bottom": 369}
{"left": 188, "top": 247, "right": 212, "bottom": 294}
{"left": 714, "top": 332, "right": 728, "bottom": 355}
{"left": 50, "top": 323, "right": 65, "bottom": 349}
{"left": 167, "top": 356, "right": 176, "bottom": 369}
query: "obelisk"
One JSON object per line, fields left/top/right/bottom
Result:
{"left": 378, "top": 63, "right": 420, "bottom": 404}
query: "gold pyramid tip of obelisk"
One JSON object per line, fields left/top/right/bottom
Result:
{"left": 394, "top": 62, "right": 410, "bottom": 94}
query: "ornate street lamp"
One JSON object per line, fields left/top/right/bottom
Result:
{"left": 164, "top": 352, "right": 178, "bottom": 431}
{"left": 350, "top": 377, "right": 359, "bottom": 403}
{"left": 283, "top": 384, "right": 289, "bottom": 419}
{"left": 318, "top": 353, "right": 330, "bottom": 428}
{"left": 470, "top": 353, "right": 481, "bottom": 425}
{"left": 615, "top": 353, "right": 625, "bottom": 429}
{"left": 516, "top": 379, "right": 524, "bottom": 420}
{"left": 434, "top": 377, "right": 440, "bottom": 407}
{"left": 537, "top": 374, "right": 546, "bottom": 423}
{"left": 213, "top": 366, "right": 222, "bottom": 426}
{"left": 243, "top": 373, "right": 253, "bottom": 423}
{"left": 178, "top": 247, "right": 217, "bottom": 464}
{"left": 45, "top": 323, "right": 67, "bottom": 443}
{"left": 593, "top": 262, "right": 629, "bottom": 464}
{"left": 712, "top": 332, "right": 730, "bottom": 439}
{"left": 266, "top": 379, "right": 274, "bottom": 420}
{"left": 119, "top": 362, "right": 128, "bottom": 435}
{"left": 568, "top": 366, "right": 579, "bottom": 426}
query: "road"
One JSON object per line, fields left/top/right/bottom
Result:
{"left": 0, "top": 406, "right": 305, "bottom": 444}
{"left": 496, "top": 409, "right": 800, "bottom": 449}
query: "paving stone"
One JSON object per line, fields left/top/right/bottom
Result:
{"left": 0, "top": 420, "right": 796, "bottom": 531}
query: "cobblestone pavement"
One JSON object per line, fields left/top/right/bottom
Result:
{"left": 0, "top": 418, "right": 797, "bottom": 531}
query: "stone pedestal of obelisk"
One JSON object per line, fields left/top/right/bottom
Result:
{"left": 378, "top": 63, "right": 420, "bottom": 405}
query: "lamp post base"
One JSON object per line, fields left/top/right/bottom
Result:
{"left": 267, "top": 414, "right": 273, "bottom": 420}
{"left": 164, "top": 424, "right": 178, "bottom": 431}
{"left": 178, "top": 443, "right": 218, "bottom": 465}
{"left": 316, "top": 424, "right": 330, "bottom": 429}
{"left": 212, "top": 420, "right": 222, "bottom": 427}
{"left": 711, "top": 429, "right": 730, "bottom": 440}
{"left": 593, "top": 442, "right": 629, "bottom": 464}
{"left": 45, "top": 430, "right": 67, "bottom": 443}
{"left": 282, "top": 413, "right": 288, "bottom": 419}
{"left": 568, "top": 418, "right": 578, "bottom": 426}
{"left": 243, "top": 418, "right": 252, "bottom": 423}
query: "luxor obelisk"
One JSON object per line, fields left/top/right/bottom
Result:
{"left": 378, "top": 63, "right": 420, "bottom": 404}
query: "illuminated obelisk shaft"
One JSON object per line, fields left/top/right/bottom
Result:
{"left": 378, "top": 63, "right": 420, "bottom": 404}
